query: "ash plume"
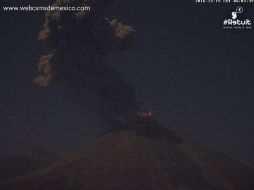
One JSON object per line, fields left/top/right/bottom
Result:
{"left": 34, "top": 0, "right": 139, "bottom": 127}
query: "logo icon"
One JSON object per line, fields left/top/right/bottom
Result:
{"left": 231, "top": 6, "right": 243, "bottom": 19}
{"left": 223, "top": 6, "right": 251, "bottom": 30}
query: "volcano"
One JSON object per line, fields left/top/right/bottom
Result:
{"left": 1, "top": 119, "right": 254, "bottom": 190}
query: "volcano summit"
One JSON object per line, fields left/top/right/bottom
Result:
{"left": 1, "top": 119, "right": 254, "bottom": 190}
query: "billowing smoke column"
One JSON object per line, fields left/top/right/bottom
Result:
{"left": 34, "top": 0, "right": 140, "bottom": 128}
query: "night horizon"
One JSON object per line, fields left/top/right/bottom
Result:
{"left": 1, "top": 0, "right": 254, "bottom": 189}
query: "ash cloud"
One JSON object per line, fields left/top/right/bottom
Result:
{"left": 34, "top": 0, "right": 139, "bottom": 127}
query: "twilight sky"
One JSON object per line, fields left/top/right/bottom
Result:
{"left": 1, "top": 0, "right": 254, "bottom": 168}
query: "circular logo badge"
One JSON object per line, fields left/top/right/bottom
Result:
{"left": 236, "top": 6, "right": 243, "bottom": 14}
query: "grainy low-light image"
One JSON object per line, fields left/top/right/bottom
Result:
{"left": 1, "top": 0, "right": 254, "bottom": 189}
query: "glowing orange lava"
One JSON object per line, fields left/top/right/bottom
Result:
{"left": 135, "top": 111, "right": 154, "bottom": 118}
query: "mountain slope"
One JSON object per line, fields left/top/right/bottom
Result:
{"left": 1, "top": 119, "right": 254, "bottom": 190}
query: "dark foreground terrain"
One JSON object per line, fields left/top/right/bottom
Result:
{"left": 1, "top": 119, "right": 254, "bottom": 190}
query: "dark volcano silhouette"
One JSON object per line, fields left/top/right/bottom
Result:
{"left": 1, "top": 118, "right": 254, "bottom": 190}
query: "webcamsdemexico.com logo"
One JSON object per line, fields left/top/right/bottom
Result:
{"left": 223, "top": 6, "right": 252, "bottom": 30}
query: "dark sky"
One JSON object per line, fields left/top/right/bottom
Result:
{"left": 1, "top": 0, "right": 254, "bottom": 168}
